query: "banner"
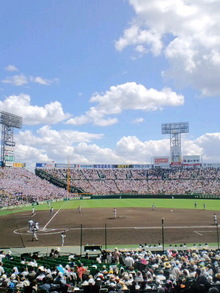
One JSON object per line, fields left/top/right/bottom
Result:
{"left": 153, "top": 156, "right": 170, "bottom": 167}
{"left": 55, "top": 163, "right": 76, "bottom": 168}
{"left": 203, "top": 163, "right": 220, "bottom": 168}
{"left": 5, "top": 161, "right": 13, "bottom": 167}
{"left": 132, "top": 164, "right": 152, "bottom": 169}
{"left": 37, "top": 163, "right": 154, "bottom": 169}
{"left": 36, "top": 162, "right": 55, "bottom": 168}
{"left": 170, "top": 162, "right": 182, "bottom": 166}
{"left": 13, "top": 162, "right": 26, "bottom": 168}
{"left": 182, "top": 155, "right": 201, "bottom": 166}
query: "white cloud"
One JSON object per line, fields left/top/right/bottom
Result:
{"left": 2, "top": 74, "right": 28, "bottom": 86}
{"left": 1, "top": 73, "right": 58, "bottom": 87}
{"left": 14, "top": 127, "right": 106, "bottom": 168}
{"left": 16, "top": 126, "right": 103, "bottom": 146}
{"left": 116, "top": 0, "right": 220, "bottom": 96}
{"left": 15, "top": 144, "right": 49, "bottom": 161}
{"left": 30, "top": 76, "right": 51, "bottom": 85}
{"left": 66, "top": 82, "right": 184, "bottom": 126}
{"left": 116, "top": 136, "right": 170, "bottom": 162}
{"left": 182, "top": 139, "right": 204, "bottom": 156}
{"left": 195, "top": 133, "right": 220, "bottom": 161}
{"left": 132, "top": 117, "right": 145, "bottom": 124}
{"left": 114, "top": 133, "right": 220, "bottom": 163}
{"left": 0, "top": 94, "right": 70, "bottom": 125}
{"left": 14, "top": 144, "right": 52, "bottom": 172}
{"left": 13, "top": 129, "right": 220, "bottom": 170}
{"left": 74, "top": 143, "right": 121, "bottom": 163}
{"left": 115, "top": 25, "right": 163, "bottom": 56}
{"left": 5, "top": 65, "right": 18, "bottom": 72}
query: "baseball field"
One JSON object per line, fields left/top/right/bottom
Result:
{"left": 0, "top": 198, "right": 219, "bottom": 249}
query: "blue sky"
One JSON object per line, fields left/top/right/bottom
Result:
{"left": 1, "top": 0, "right": 220, "bottom": 170}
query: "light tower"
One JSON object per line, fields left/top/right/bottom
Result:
{"left": 0, "top": 111, "right": 22, "bottom": 166}
{"left": 161, "top": 122, "right": 189, "bottom": 166}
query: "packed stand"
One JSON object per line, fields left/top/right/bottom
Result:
{"left": 2, "top": 167, "right": 220, "bottom": 207}
{"left": 1, "top": 247, "right": 220, "bottom": 292}
{"left": 43, "top": 167, "right": 220, "bottom": 196}
{"left": 0, "top": 167, "right": 73, "bottom": 208}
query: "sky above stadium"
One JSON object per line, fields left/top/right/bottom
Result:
{"left": 1, "top": 0, "right": 220, "bottom": 170}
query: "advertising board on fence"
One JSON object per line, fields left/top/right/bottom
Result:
{"left": 203, "top": 163, "right": 220, "bottom": 168}
{"left": 37, "top": 163, "right": 153, "bottom": 169}
{"left": 13, "top": 162, "right": 26, "bottom": 168}
{"left": 182, "top": 155, "right": 201, "bottom": 166}
{"left": 36, "top": 162, "right": 55, "bottom": 168}
{"left": 153, "top": 156, "right": 170, "bottom": 167}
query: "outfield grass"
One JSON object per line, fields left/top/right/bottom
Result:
{"left": 0, "top": 198, "right": 220, "bottom": 216}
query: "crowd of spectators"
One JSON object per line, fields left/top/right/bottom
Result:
{"left": 1, "top": 166, "right": 220, "bottom": 208}
{"left": 43, "top": 167, "right": 220, "bottom": 196}
{"left": 0, "top": 168, "right": 72, "bottom": 208}
{"left": 0, "top": 246, "right": 220, "bottom": 293}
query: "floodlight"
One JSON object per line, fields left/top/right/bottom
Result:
{"left": 0, "top": 111, "right": 22, "bottom": 128}
{"left": 161, "top": 122, "right": 189, "bottom": 165}
{"left": 0, "top": 111, "right": 23, "bottom": 165}
{"left": 161, "top": 122, "right": 189, "bottom": 134}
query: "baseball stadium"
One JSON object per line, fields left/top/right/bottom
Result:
{"left": 0, "top": 112, "right": 220, "bottom": 292}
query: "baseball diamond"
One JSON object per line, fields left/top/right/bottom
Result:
{"left": 0, "top": 206, "right": 219, "bottom": 248}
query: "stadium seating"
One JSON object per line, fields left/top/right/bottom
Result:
{"left": 0, "top": 247, "right": 220, "bottom": 292}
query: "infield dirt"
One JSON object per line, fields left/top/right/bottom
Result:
{"left": 0, "top": 207, "right": 218, "bottom": 248}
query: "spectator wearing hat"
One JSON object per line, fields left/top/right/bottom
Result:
{"left": 209, "top": 288, "right": 219, "bottom": 293}
{"left": 5, "top": 251, "right": 13, "bottom": 260}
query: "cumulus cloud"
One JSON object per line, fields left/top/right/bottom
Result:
{"left": 195, "top": 133, "right": 220, "bottom": 161}
{"left": 16, "top": 130, "right": 102, "bottom": 164}
{"left": 115, "top": 24, "right": 163, "bottom": 56}
{"left": 116, "top": 136, "right": 170, "bottom": 162}
{"left": 13, "top": 129, "right": 220, "bottom": 170}
{"left": 16, "top": 126, "right": 103, "bottom": 146}
{"left": 15, "top": 127, "right": 107, "bottom": 167}
{"left": 15, "top": 144, "right": 49, "bottom": 162}
{"left": 182, "top": 139, "right": 204, "bottom": 156}
{"left": 14, "top": 144, "right": 52, "bottom": 171}
{"left": 66, "top": 82, "right": 184, "bottom": 126}
{"left": 74, "top": 143, "right": 122, "bottom": 163}
{"left": 0, "top": 94, "right": 70, "bottom": 125}
{"left": 5, "top": 65, "right": 18, "bottom": 72}
{"left": 113, "top": 133, "right": 220, "bottom": 164}
{"left": 116, "top": 0, "right": 220, "bottom": 96}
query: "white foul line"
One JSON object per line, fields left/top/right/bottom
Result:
{"left": 194, "top": 231, "right": 203, "bottom": 236}
{"left": 43, "top": 202, "right": 67, "bottom": 230}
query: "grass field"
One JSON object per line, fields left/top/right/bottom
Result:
{"left": 1, "top": 198, "right": 220, "bottom": 216}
